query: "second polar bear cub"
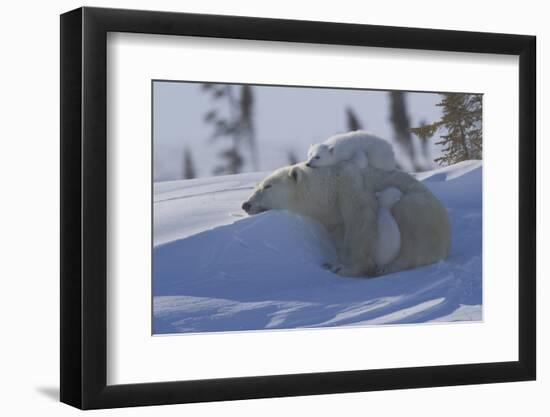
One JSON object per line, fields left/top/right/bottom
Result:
{"left": 306, "top": 130, "right": 396, "bottom": 171}
{"left": 374, "top": 187, "right": 403, "bottom": 269}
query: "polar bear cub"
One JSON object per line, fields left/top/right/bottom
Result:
{"left": 306, "top": 130, "right": 396, "bottom": 171}
{"left": 374, "top": 187, "right": 403, "bottom": 268}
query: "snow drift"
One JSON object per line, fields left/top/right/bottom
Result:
{"left": 153, "top": 160, "right": 482, "bottom": 334}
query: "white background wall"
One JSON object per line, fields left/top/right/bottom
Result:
{"left": 0, "top": 0, "right": 545, "bottom": 415}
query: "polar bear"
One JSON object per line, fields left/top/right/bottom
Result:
{"left": 306, "top": 130, "right": 396, "bottom": 171}
{"left": 374, "top": 187, "right": 403, "bottom": 269}
{"left": 241, "top": 161, "right": 450, "bottom": 277}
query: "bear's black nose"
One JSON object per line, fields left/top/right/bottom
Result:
{"left": 306, "top": 163, "right": 311, "bottom": 167}
{"left": 242, "top": 202, "right": 251, "bottom": 212}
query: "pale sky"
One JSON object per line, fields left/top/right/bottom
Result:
{"left": 153, "top": 81, "right": 444, "bottom": 181}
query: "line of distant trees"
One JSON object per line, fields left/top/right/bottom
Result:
{"left": 180, "top": 84, "right": 482, "bottom": 179}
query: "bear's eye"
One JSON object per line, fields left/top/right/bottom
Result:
{"left": 263, "top": 184, "right": 272, "bottom": 190}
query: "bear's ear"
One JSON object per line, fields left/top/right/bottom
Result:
{"left": 289, "top": 166, "right": 301, "bottom": 182}
{"left": 328, "top": 145, "right": 334, "bottom": 154}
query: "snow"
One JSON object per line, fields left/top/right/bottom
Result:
{"left": 153, "top": 161, "right": 482, "bottom": 334}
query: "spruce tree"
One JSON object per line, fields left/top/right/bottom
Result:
{"left": 389, "top": 91, "right": 420, "bottom": 171}
{"left": 201, "top": 83, "right": 258, "bottom": 175}
{"left": 410, "top": 93, "right": 482, "bottom": 166}
{"left": 182, "top": 147, "right": 196, "bottom": 179}
{"left": 345, "top": 107, "right": 363, "bottom": 131}
{"left": 415, "top": 119, "right": 434, "bottom": 170}
{"left": 240, "top": 85, "right": 258, "bottom": 170}
{"left": 287, "top": 149, "right": 299, "bottom": 165}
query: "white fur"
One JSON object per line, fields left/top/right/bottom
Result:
{"left": 374, "top": 187, "right": 402, "bottom": 267}
{"left": 243, "top": 162, "right": 451, "bottom": 277}
{"left": 307, "top": 130, "right": 396, "bottom": 171}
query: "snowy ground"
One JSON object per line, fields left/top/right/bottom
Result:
{"left": 153, "top": 160, "right": 482, "bottom": 334}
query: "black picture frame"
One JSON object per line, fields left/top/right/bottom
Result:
{"left": 60, "top": 6, "right": 536, "bottom": 410}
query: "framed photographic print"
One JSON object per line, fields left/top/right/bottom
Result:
{"left": 60, "top": 6, "right": 536, "bottom": 410}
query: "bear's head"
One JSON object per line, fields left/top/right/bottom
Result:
{"left": 242, "top": 164, "right": 309, "bottom": 215}
{"left": 306, "top": 143, "right": 334, "bottom": 168}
